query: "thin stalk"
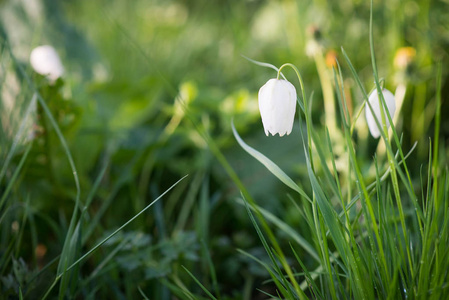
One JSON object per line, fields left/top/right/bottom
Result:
{"left": 37, "top": 98, "right": 58, "bottom": 187}
{"left": 319, "top": 211, "right": 338, "bottom": 300}
{"left": 432, "top": 63, "right": 442, "bottom": 210}
{"left": 314, "top": 50, "right": 336, "bottom": 134}
{"left": 277, "top": 63, "right": 313, "bottom": 169}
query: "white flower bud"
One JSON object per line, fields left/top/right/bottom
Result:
{"left": 30, "top": 45, "right": 64, "bottom": 81}
{"left": 365, "top": 88, "right": 396, "bottom": 138}
{"left": 258, "top": 78, "right": 297, "bottom": 136}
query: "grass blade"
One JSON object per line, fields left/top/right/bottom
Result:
{"left": 182, "top": 265, "right": 217, "bottom": 300}
{"left": 232, "top": 121, "right": 311, "bottom": 203}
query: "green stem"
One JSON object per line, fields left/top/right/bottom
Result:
{"left": 37, "top": 99, "right": 58, "bottom": 187}
{"left": 432, "top": 63, "right": 442, "bottom": 211}
{"left": 278, "top": 63, "right": 314, "bottom": 169}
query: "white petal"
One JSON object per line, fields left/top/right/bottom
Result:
{"left": 258, "top": 78, "right": 297, "bottom": 136}
{"left": 30, "top": 45, "right": 64, "bottom": 81}
{"left": 365, "top": 88, "right": 396, "bottom": 138}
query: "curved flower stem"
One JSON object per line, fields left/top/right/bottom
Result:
{"left": 277, "top": 63, "right": 314, "bottom": 167}
{"left": 379, "top": 78, "right": 386, "bottom": 89}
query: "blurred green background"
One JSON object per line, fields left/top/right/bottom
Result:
{"left": 0, "top": 0, "right": 448, "bottom": 298}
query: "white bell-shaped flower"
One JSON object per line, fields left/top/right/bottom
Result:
{"left": 258, "top": 78, "right": 297, "bottom": 136}
{"left": 30, "top": 45, "right": 64, "bottom": 81}
{"left": 365, "top": 88, "right": 396, "bottom": 138}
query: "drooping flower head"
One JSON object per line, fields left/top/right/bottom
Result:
{"left": 30, "top": 45, "right": 64, "bottom": 81}
{"left": 258, "top": 78, "right": 297, "bottom": 136}
{"left": 365, "top": 88, "right": 396, "bottom": 138}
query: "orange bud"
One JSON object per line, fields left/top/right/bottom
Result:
{"left": 394, "top": 47, "right": 416, "bottom": 69}
{"left": 325, "top": 50, "right": 338, "bottom": 69}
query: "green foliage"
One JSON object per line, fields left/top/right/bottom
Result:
{"left": 1, "top": 0, "right": 448, "bottom": 299}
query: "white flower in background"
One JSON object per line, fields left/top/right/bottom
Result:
{"left": 30, "top": 45, "right": 64, "bottom": 81}
{"left": 258, "top": 78, "right": 297, "bottom": 136}
{"left": 365, "top": 88, "right": 396, "bottom": 138}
